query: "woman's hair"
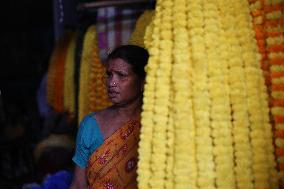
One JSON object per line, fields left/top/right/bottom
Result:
{"left": 107, "top": 45, "right": 149, "bottom": 79}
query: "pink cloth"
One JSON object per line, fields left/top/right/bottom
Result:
{"left": 96, "top": 7, "right": 143, "bottom": 62}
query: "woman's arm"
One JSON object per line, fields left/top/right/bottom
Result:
{"left": 70, "top": 166, "right": 88, "bottom": 189}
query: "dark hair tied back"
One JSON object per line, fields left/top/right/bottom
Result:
{"left": 107, "top": 45, "right": 149, "bottom": 79}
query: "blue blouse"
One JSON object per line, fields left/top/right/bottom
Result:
{"left": 72, "top": 113, "right": 104, "bottom": 168}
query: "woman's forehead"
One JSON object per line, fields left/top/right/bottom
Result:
{"left": 107, "top": 58, "right": 132, "bottom": 71}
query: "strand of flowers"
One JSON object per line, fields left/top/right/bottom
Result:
{"left": 129, "top": 10, "right": 155, "bottom": 48}
{"left": 165, "top": 104, "right": 174, "bottom": 189}
{"left": 219, "top": 0, "right": 254, "bottom": 188}
{"left": 172, "top": 0, "right": 197, "bottom": 188}
{"left": 157, "top": 1, "right": 175, "bottom": 188}
{"left": 249, "top": 0, "right": 271, "bottom": 87}
{"left": 147, "top": 0, "right": 173, "bottom": 188}
{"left": 143, "top": 18, "right": 154, "bottom": 49}
{"left": 47, "top": 32, "right": 72, "bottom": 112}
{"left": 236, "top": 0, "right": 277, "bottom": 188}
{"left": 249, "top": 3, "right": 279, "bottom": 187}
{"left": 78, "top": 25, "right": 96, "bottom": 124}
{"left": 240, "top": 1, "right": 272, "bottom": 187}
{"left": 88, "top": 27, "right": 111, "bottom": 113}
{"left": 203, "top": 1, "right": 235, "bottom": 188}
{"left": 137, "top": 2, "right": 175, "bottom": 188}
{"left": 53, "top": 32, "right": 72, "bottom": 113}
{"left": 261, "top": 2, "right": 284, "bottom": 188}
{"left": 64, "top": 32, "right": 77, "bottom": 119}
{"left": 187, "top": 0, "right": 215, "bottom": 188}
{"left": 264, "top": 0, "right": 284, "bottom": 187}
{"left": 138, "top": 3, "right": 160, "bottom": 188}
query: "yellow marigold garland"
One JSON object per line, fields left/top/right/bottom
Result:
{"left": 64, "top": 32, "right": 77, "bottom": 119}
{"left": 138, "top": 0, "right": 173, "bottom": 188}
{"left": 222, "top": 1, "right": 256, "bottom": 188}
{"left": 203, "top": 1, "right": 235, "bottom": 188}
{"left": 187, "top": 0, "right": 214, "bottom": 188}
{"left": 129, "top": 10, "right": 155, "bottom": 48}
{"left": 78, "top": 25, "right": 111, "bottom": 124}
{"left": 138, "top": 2, "right": 161, "bottom": 189}
{"left": 172, "top": 0, "right": 197, "bottom": 188}
{"left": 79, "top": 25, "right": 95, "bottom": 123}
{"left": 137, "top": 16, "right": 156, "bottom": 189}
{"left": 88, "top": 28, "right": 111, "bottom": 114}
{"left": 149, "top": 1, "right": 173, "bottom": 188}
{"left": 138, "top": 0, "right": 279, "bottom": 189}
{"left": 236, "top": 0, "right": 277, "bottom": 188}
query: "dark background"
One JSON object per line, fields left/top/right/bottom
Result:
{"left": 0, "top": 0, "right": 78, "bottom": 104}
{"left": 0, "top": 1, "right": 78, "bottom": 188}
{"left": 0, "top": 1, "right": 152, "bottom": 188}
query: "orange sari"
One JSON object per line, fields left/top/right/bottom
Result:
{"left": 86, "top": 119, "right": 141, "bottom": 189}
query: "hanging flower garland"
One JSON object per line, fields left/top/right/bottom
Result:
{"left": 150, "top": 1, "right": 173, "bottom": 188}
{"left": 137, "top": 0, "right": 279, "bottom": 188}
{"left": 64, "top": 32, "right": 77, "bottom": 119}
{"left": 138, "top": 0, "right": 172, "bottom": 188}
{"left": 47, "top": 32, "right": 72, "bottom": 112}
{"left": 129, "top": 10, "right": 155, "bottom": 48}
{"left": 225, "top": 0, "right": 268, "bottom": 188}
{"left": 236, "top": 0, "right": 278, "bottom": 188}
{"left": 203, "top": 1, "right": 236, "bottom": 188}
{"left": 88, "top": 28, "right": 111, "bottom": 113}
{"left": 53, "top": 32, "right": 72, "bottom": 113}
{"left": 222, "top": 0, "right": 256, "bottom": 188}
{"left": 172, "top": 0, "right": 197, "bottom": 187}
{"left": 137, "top": 12, "right": 157, "bottom": 189}
{"left": 187, "top": 0, "right": 215, "bottom": 188}
{"left": 264, "top": 0, "right": 284, "bottom": 187}
{"left": 78, "top": 25, "right": 111, "bottom": 124}
{"left": 78, "top": 26, "right": 95, "bottom": 123}
{"left": 249, "top": 0, "right": 271, "bottom": 86}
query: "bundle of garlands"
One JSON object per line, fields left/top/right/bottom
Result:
{"left": 137, "top": 0, "right": 280, "bottom": 188}
{"left": 47, "top": 31, "right": 74, "bottom": 114}
{"left": 47, "top": 26, "right": 111, "bottom": 124}
{"left": 129, "top": 10, "right": 155, "bottom": 48}
{"left": 249, "top": 0, "right": 284, "bottom": 187}
{"left": 78, "top": 25, "right": 111, "bottom": 124}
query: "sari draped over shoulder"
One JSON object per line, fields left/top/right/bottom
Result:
{"left": 86, "top": 119, "right": 141, "bottom": 189}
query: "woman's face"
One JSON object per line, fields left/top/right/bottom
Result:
{"left": 106, "top": 58, "right": 144, "bottom": 106}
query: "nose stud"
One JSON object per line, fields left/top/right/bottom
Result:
{"left": 113, "top": 82, "right": 116, "bottom": 86}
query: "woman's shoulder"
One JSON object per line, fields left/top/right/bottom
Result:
{"left": 79, "top": 113, "right": 100, "bottom": 133}
{"left": 80, "top": 112, "right": 96, "bottom": 124}
{"left": 78, "top": 112, "right": 104, "bottom": 146}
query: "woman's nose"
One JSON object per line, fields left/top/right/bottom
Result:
{"left": 108, "top": 75, "right": 118, "bottom": 87}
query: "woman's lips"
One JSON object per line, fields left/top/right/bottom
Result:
{"left": 108, "top": 90, "right": 118, "bottom": 97}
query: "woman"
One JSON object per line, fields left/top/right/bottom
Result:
{"left": 70, "top": 45, "right": 149, "bottom": 189}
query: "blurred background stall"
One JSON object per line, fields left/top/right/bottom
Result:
{"left": 0, "top": 0, "right": 154, "bottom": 188}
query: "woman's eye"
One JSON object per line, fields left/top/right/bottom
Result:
{"left": 117, "top": 72, "right": 128, "bottom": 79}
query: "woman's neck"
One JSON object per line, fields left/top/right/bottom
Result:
{"left": 111, "top": 98, "right": 142, "bottom": 119}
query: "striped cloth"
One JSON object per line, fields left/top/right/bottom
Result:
{"left": 96, "top": 7, "right": 143, "bottom": 62}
